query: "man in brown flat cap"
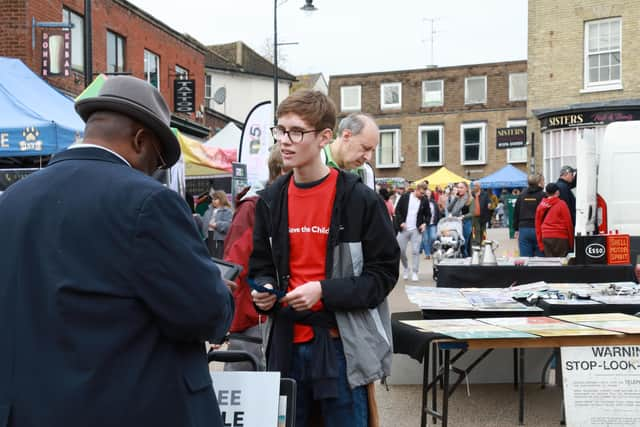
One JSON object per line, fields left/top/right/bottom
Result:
{"left": 0, "top": 76, "right": 234, "bottom": 427}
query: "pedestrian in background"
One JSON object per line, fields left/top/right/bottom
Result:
{"left": 206, "top": 190, "right": 233, "bottom": 258}
{"left": 421, "top": 188, "right": 440, "bottom": 259}
{"left": 395, "top": 181, "right": 431, "bottom": 281}
{"left": 469, "top": 181, "right": 491, "bottom": 250}
{"left": 448, "top": 181, "right": 471, "bottom": 257}
{"left": 514, "top": 173, "right": 545, "bottom": 257}
{"left": 0, "top": 75, "right": 234, "bottom": 427}
{"left": 556, "top": 165, "right": 577, "bottom": 226}
{"left": 535, "top": 183, "right": 574, "bottom": 257}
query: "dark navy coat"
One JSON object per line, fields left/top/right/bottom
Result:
{"left": 0, "top": 147, "right": 234, "bottom": 427}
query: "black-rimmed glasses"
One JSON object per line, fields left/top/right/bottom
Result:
{"left": 270, "top": 126, "right": 322, "bottom": 144}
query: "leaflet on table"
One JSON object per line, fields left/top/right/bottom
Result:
{"left": 591, "top": 295, "right": 640, "bottom": 305}
{"left": 404, "top": 286, "right": 473, "bottom": 310}
{"left": 400, "top": 319, "right": 538, "bottom": 340}
{"left": 460, "top": 288, "right": 542, "bottom": 311}
{"left": 541, "top": 299, "right": 601, "bottom": 305}
{"left": 479, "top": 316, "right": 622, "bottom": 337}
{"left": 553, "top": 313, "right": 640, "bottom": 334}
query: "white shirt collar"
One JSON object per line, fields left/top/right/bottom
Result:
{"left": 68, "top": 143, "right": 131, "bottom": 167}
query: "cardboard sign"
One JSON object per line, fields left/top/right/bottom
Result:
{"left": 210, "top": 371, "right": 280, "bottom": 427}
{"left": 562, "top": 346, "right": 640, "bottom": 426}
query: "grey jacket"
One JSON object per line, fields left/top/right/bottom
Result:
{"left": 204, "top": 206, "right": 233, "bottom": 241}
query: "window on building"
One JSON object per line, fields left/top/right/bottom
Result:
{"left": 376, "top": 128, "right": 401, "bottom": 168}
{"left": 422, "top": 80, "right": 444, "bottom": 107}
{"left": 205, "top": 74, "right": 213, "bottom": 108}
{"left": 460, "top": 122, "right": 486, "bottom": 164}
{"left": 506, "top": 120, "right": 527, "bottom": 164}
{"left": 62, "top": 8, "right": 84, "bottom": 72}
{"left": 418, "top": 125, "right": 443, "bottom": 166}
{"left": 380, "top": 82, "right": 402, "bottom": 109}
{"left": 340, "top": 86, "right": 361, "bottom": 111}
{"left": 509, "top": 73, "right": 527, "bottom": 101}
{"left": 464, "top": 76, "right": 486, "bottom": 104}
{"left": 106, "top": 31, "right": 125, "bottom": 73}
{"left": 584, "top": 17, "right": 621, "bottom": 89}
{"left": 543, "top": 128, "right": 580, "bottom": 184}
{"left": 144, "top": 49, "right": 160, "bottom": 88}
{"left": 175, "top": 65, "right": 189, "bottom": 80}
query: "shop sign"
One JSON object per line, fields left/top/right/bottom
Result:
{"left": 496, "top": 126, "right": 526, "bottom": 149}
{"left": 42, "top": 29, "right": 71, "bottom": 77}
{"left": 541, "top": 110, "right": 640, "bottom": 131}
{"left": 174, "top": 79, "right": 195, "bottom": 113}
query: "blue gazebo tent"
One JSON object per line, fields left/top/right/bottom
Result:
{"left": 0, "top": 57, "right": 84, "bottom": 158}
{"left": 477, "top": 164, "right": 527, "bottom": 189}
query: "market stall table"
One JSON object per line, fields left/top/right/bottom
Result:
{"left": 435, "top": 263, "right": 635, "bottom": 288}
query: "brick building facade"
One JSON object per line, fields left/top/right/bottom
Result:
{"left": 528, "top": 0, "right": 640, "bottom": 183}
{"left": 329, "top": 60, "right": 528, "bottom": 183}
{"left": 0, "top": 0, "right": 209, "bottom": 137}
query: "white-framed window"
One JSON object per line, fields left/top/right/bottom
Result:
{"left": 144, "top": 49, "right": 160, "bottom": 88}
{"left": 175, "top": 65, "right": 189, "bottom": 80}
{"left": 205, "top": 74, "right": 213, "bottom": 108}
{"left": 418, "top": 125, "right": 443, "bottom": 166}
{"left": 380, "top": 82, "right": 402, "bottom": 109}
{"left": 543, "top": 128, "right": 579, "bottom": 184}
{"left": 422, "top": 80, "right": 443, "bottom": 107}
{"left": 509, "top": 73, "right": 527, "bottom": 101}
{"left": 106, "top": 31, "right": 125, "bottom": 73}
{"left": 376, "top": 128, "right": 401, "bottom": 168}
{"left": 340, "top": 85, "right": 361, "bottom": 112}
{"left": 62, "top": 8, "right": 84, "bottom": 72}
{"left": 584, "top": 17, "right": 622, "bottom": 91}
{"left": 506, "top": 120, "right": 527, "bottom": 164}
{"left": 464, "top": 76, "right": 486, "bottom": 104}
{"left": 460, "top": 122, "right": 486, "bottom": 165}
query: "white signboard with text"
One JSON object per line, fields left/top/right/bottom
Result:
{"left": 210, "top": 371, "right": 280, "bottom": 427}
{"left": 562, "top": 346, "right": 640, "bottom": 426}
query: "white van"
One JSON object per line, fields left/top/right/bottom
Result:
{"left": 576, "top": 121, "right": 640, "bottom": 260}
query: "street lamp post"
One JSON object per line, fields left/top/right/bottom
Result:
{"left": 273, "top": 0, "right": 317, "bottom": 124}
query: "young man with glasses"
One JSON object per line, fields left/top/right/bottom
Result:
{"left": 251, "top": 90, "right": 399, "bottom": 427}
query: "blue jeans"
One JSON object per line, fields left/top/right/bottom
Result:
{"left": 462, "top": 218, "right": 472, "bottom": 257}
{"left": 421, "top": 224, "right": 437, "bottom": 255}
{"left": 518, "top": 227, "right": 543, "bottom": 257}
{"left": 290, "top": 339, "right": 368, "bottom": 427}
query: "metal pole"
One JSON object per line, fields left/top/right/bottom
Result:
{"left": 530, "top": 132, "right": 536, "bottom": 174}
{"left": 273, "top": 0, "right": 278, "bottom": 125}
{"left": 84, "top": 0, "right": 93, "bottom": 88}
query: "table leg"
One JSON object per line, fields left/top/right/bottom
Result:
{"left": 513, "top": 348, "right": 518, "bottom": 390}
{"left": 442, "top": 349, "right": 450, "bottom": 427}
{"left": 432, "top": 342, "right": 438, "bottom": 424}
{"left": 519, "top": 348, "right": 525, "bottom": 425}
{"left": 422, "top": 343, "right": 429, "bottom": 427}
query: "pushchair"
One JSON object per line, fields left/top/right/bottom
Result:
{"left": 431, "top": 216, "right": 465, "bottom": 268}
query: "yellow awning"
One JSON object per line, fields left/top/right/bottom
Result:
{"left": 414, "top": 167, "right": 469, "bottom": 190}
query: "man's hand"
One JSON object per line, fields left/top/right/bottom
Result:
{"left": 419, "top": 223, "right": 426, "bottom": 233}
{"left": 281, "top": 281, "right": 322, "bottom": 311}
{"left": 251, "top": 284, "right": 277, "bottom": 311}
{"left": 400, "top": 222, "right": 406, "bottom": 231}
{"left": 514, "top": 231, "right": 519, "bottom": 240}
{"left": 224, "top": 279, "right": 238, "bottom": 293}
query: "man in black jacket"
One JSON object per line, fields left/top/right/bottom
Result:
{"left": 394, "top": 181, "right": 431, "bottom": 281}
{"left": 556, "top": 165, "right": 576, "bottom": 226}
{"left": 470, "top": 181, "right": 491, "bottom": 249}
{"left": 514, "top": 173, "right": 545, "bottom": 256}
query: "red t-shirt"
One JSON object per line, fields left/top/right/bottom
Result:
{"left": 287, "top": 168, "right": 338, "bottom": 343}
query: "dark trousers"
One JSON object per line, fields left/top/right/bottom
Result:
{"left": 542, "top": 238, "right": 570, "bottom": 257}
{"left": 207, "top": 232, "right": 224, "bottom": 259}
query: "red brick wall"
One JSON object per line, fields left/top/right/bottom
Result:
{"left": 2, "top": 0, "right": 205, "bottom": 123}
{"left": 328, "top": 61, "right": 528, "bottom": 182}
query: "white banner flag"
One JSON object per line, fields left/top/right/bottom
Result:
{"left": 239, "top": 101, "right": 273, "bottom": 186}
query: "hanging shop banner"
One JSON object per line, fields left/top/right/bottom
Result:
{"left": 562, "top": 346, "right": 640, "bottom": 426}
{"left": 239, "top": 101, "right": 273, "bottom": 186}
{"left": 42, "top": 29, "right": 71, "bottom": 77}
{"left": 174, "top": 79, "right": 195, "bottom": 113}
{"left": 496, "top": 126, "right": 527, "bottom": 149}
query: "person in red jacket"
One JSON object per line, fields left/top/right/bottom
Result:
{"left": 535, "top": 182, "right": 574, "bottom": 257}
{"left": 222, "top": 144, "right": 286, "bottom": 371}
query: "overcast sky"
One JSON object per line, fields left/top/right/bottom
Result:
{"left": 128, "top": 0, "right": 528, "bottom": 78}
